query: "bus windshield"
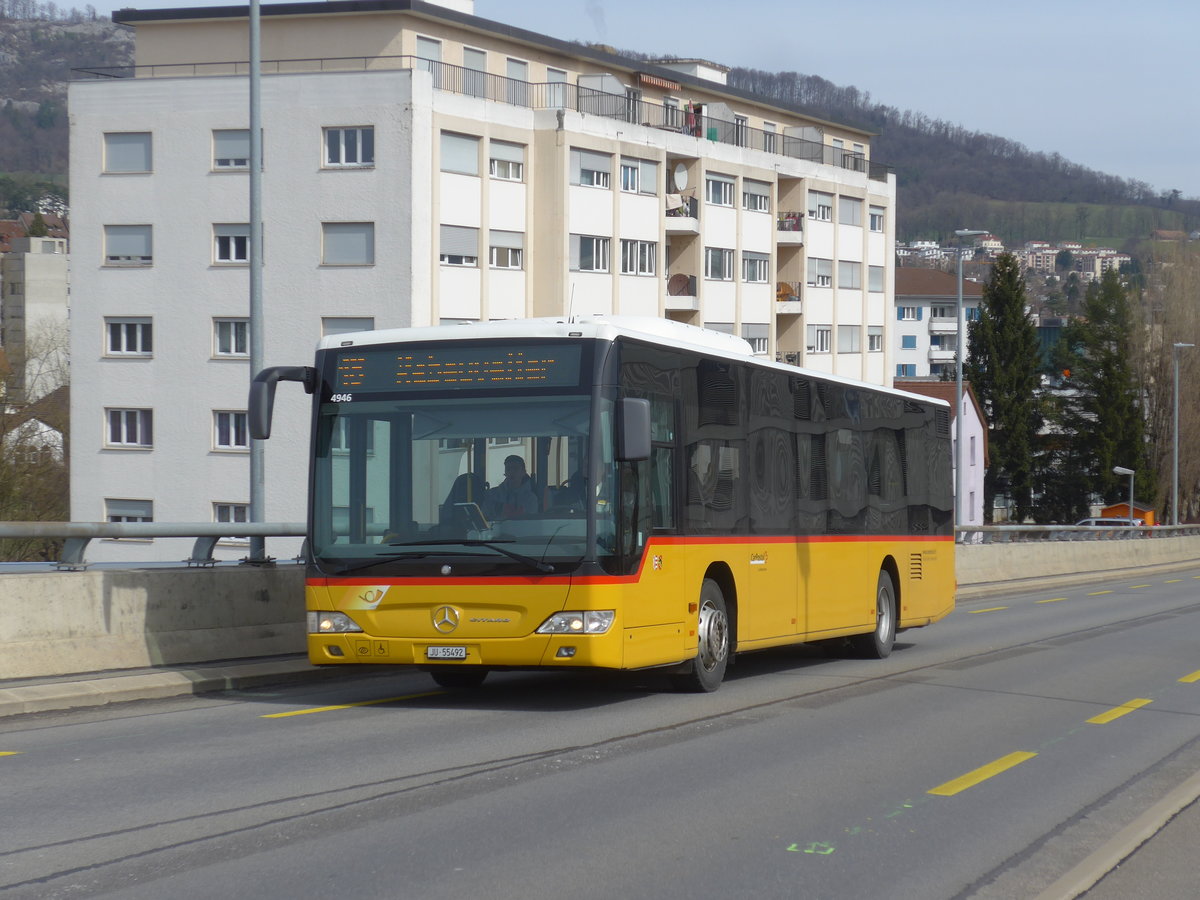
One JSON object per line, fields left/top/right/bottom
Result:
{"left": 311, "top": 392, "right": 599, "bottom": 575}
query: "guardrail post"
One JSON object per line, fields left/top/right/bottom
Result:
{"left": 57, "top": 537, "right": 91, "bottom": 570}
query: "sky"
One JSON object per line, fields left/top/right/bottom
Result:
{"left": 91, "top": 0, "right": 1200, "bottom": 198}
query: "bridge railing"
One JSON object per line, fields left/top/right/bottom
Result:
{"left": 0, "top": 522, "right": 306, "bottom": 569}
{"left": 956, "top": 524, "right": 1200, "bottom": 543}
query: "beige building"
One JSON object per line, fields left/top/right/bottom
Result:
{"left": 69, "top": 0, "right": 897, "bottom": 558}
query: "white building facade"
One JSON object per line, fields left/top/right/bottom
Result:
{"left": 893, "top": 267, "right": 983, "bottom": 380}
{"left": 69, "top": 0, "right": 898, "bottom": 559}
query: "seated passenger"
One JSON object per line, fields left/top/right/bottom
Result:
{"left": 485, "top": 455, "right": 538, "bottom": 519}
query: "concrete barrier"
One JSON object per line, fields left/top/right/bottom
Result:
{"left": 0, "top": 565, "right": 305, "bottom": 680}
{"left": 3, "top": 536, "right": 1200, "bottom": 681}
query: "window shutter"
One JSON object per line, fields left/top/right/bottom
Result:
{"left": 639, "top": 159, "right": 658, "bottom": 193}
{"left": 440, "top": 225, "right": 479, "bottom": 256}
{"left": 489, "top": 230, "right": 524, "bottom": 250}
{"left": 917, "top": 307, "right": 923, "bottom": 321}
{"left": 489, "top": 140, "right": 523, "bottom": 163}
{"left": 105, "top": 225, "right": 152, "bottom": 257}
{"left": 569, "top": 234, "right": 581, "bottom": 270}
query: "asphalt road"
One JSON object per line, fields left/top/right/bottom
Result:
{"left": 3, "top": 569, "right": 1200, "bottom": 899}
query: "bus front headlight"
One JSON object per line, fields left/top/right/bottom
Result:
{"left": 307, "top": 611, "right": 364, "bottom": 633}
{"left": 536, "top": 610, "right": 615, "bottom": 635}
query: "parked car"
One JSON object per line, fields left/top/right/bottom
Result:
{"left": 1075, "top": 517, "right": 1145, "bottom": 527}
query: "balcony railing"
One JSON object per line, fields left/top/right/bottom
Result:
{"left": 775, "top": 281, "right": 802, "bottom": 303}
{"left": 777, "top": 211, "right": 804, "bottom": 232}
{"left": 73, "top": 55, "right": 892, "bottom": 180}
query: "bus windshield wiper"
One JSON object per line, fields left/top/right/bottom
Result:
{"left": 387, "top": 539, "right": 554, "bottom": 573}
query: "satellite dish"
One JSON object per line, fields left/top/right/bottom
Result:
{"left": 673, "top": 163, "right": 688, "bottom": 192}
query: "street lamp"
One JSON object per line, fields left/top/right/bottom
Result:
{"left": 1173, "top": 342, "right": 1194, "bottom": 525}
{"left": 1113, "top": 466, "right": 1135, "bottom": 523}
{"left": 954, "top": 229, "right": 987, "bottom": 532}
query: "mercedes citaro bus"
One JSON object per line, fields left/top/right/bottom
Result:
{"left": 249, "top": 317, "right": 955, "bottom": 691}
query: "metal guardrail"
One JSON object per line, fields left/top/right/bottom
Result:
{"left": 0, "top": 522, "right": 306, "bottom": 570}
{"left": 955, "top": 524, "right": 1200, "bottom": 543}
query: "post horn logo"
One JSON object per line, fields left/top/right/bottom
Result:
{"left": 432, "top": 606, "right": 460, "bottom": 633}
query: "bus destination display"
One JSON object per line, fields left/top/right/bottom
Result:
{"left": 334, "top": 343, "right": 583, "bottom": 392}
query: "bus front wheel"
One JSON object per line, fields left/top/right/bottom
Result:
{"left": 850, "top": 570, "right": 896, "bottom": 659}
{"left": 672, "top": 579, "right": 730, "bottom": 692}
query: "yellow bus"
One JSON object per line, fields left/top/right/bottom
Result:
{"left": 250, "top": 317, "right": 954, "bottom": 691}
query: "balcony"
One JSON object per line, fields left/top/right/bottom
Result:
{"left": 775, "top": 281, "right": 802, "bottom": 314}
{"left": 665, "top": 273, "right": 698, "bottom": 310}
{"left": 928, "top": 317, "right": 959, "bottom": 334}
{"left": 665, "top": 195, "right": 699, "bottom": 234}
{"left": 928, "top": 347, "right": 956, "bottom": 363}
{"left": 73, "top": 56, "right": 893, "bottom": 181}
{"left": 776, "top": 211, "right": 804, "bottom": 245}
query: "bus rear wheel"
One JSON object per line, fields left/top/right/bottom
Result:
{"left": 850, "top": 570, "right": 896, "bottom": 659}
{"left": 672, "top": 579, "right": 730, "bottom": 693}
{"left": 429, "top": 667, "right": 488, "bottom": 689}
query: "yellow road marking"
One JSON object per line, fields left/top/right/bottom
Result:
{"left": 1129, "top": 584, "right": 1151, "bottom": 589}
{"left": 1087, "top": 590, "right": 1113, "bottom": 596}
{"left": 1164, "top": 579, "right": 1183, "bottom": 583}
{"left": 928, "top": 751, "right": 1038, "bottom": 796}
{"left": 969, "top": 606, "right": 1008, "bottom": 614}
{"left": 1036, "top": 597, "right": 1068, "bottom": 604}
{"left": 261, "top": 690, "right": 444, "bottom": 718}
{"left": 0, "top": 752, "right": 20, "bottom": 757}
{"left": 1087, "top": 698, "right": 1152, "bottom": 724}
{"left": 1179, "top": 670, "right": 1200, "bottom": 684}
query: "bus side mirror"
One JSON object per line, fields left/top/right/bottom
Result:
{"left": 249, "top": 366, "right": 317, "bottom": 440}
{"left": 616, "top": 397, "right": 651, "bottom": 461}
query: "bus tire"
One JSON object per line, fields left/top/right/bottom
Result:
{"left": 672, "top": 578, "right": 730, "bottom": 692}
{"left": 429, "top": 667, "right": 488, "bottom": 689}
{"left": 850, "top": 570, "right": 896, "bottom": 659}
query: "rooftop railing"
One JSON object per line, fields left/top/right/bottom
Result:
{"left": 72, "top": 55, "right": 891, "bottom": 181}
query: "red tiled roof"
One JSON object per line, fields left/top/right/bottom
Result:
{"left": 895, "top": 267, "right": 983, "bottom": 299}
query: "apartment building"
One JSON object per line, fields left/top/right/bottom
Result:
{"left": 893, "top": 267, "right": 982, "bottom": 379}
{"left": 68, "top": 0, "right": 897, "bottom": 559}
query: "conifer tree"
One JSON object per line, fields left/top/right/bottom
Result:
{"left": 965, "top": 252, "right": 1042, "bottom": 522}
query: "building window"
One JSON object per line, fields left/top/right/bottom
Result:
{"left": 489, "top": 140, "right": 524, "bottom": 181}
{"left": 571, "top": 235, "right": 610, "bottom": 272}
{"left": 705, "top": 173, "right": 734, "bottom": 207}
{"left": 324, "top": 126, "right": 374, "bottom": 167}
{"left": 105, "top": 318, "right": 152, "bottom": 356}
{"left": 869, "top": 205, "right": 885, "bottom": 232}
{"left": 733, "top": 115, "right": 748, "bottom": 147}
{"left": 547, "top": 67, "right": 568, "bottom": 106}
{"left": 106, "top": 409, "right": 153, "bottom": 448}
{"left": 838, "top": 260, "right": 862, "bottom": 289}
{"left": 808, "top": 191, "right": 833, "bottom": 222}
{"left": 901, "top": 335, "right": 917, "bottom": 350}
{"left": 743, "top": 180, "right": 770, "bottom": 212}
{"left": 839, "top": 196, "right": 863, "bottom": 226}
{"left": 214, "top": 411, "right": 249, "bottom": 450}
{"left": 106, "top": 498, "right": 152, "bottom": 523}
{"left": 489, "top": 230, "right": 524, "bottom": 269}
{"left": 462, "top": 47, "right": 487, "bottom": 97}
{"left": 104, "top": 225, "right": 152, "bottom": 266}
{"left": 440, "top": 131, "right": 479, "bottom": 175}
{"left": 440, "top": 224, "right": 479, "bottom": 266}
{"left": 896, "top": 364, "right": 917, "bottom": 377}
{"left": 869, "top": 265, "right": 885, "bottom": 292}
{"left": 620, "top": 161, "right": 639, "bottom": 193}
{"left": 663, "top": 97, "right": 681, "bottom": 128}
{"left": 704, "top": 247, "right": 734, "bottom": 281}
{"left": 214, "top": 502, "right": 250, "bottom": 540}
{"left": 322, "top": 222, "right": 374, "bottom": 266}
{"left": 898, "top": 306, "right": 920, "bottom": 321}
{"left": 868, "top": 325, "right": 883, "bottom": 352}
{"left": 214, "top": 318, "right": 249, "bottom": 357}
{"left": 838, "top": 325, "right": 862, "bottom": 353}
{"left": 742, "top": 251, "right": 769, "bottom": 283}
{"left": 620, "top": 158, "right": 658, "bottom": 195}
{"left": 807, "top": 257, "right": 832, "bottom": 288}
{"left": 214, "top": 224, "right": 250, "bottom": 264}
{"left": 931, "top": 305, "right": 955, "bottom": 319}
{"left": 103, "top": 132, "right": 151, "bottom": 173}
{"left": 762, "top": 122, "right": 777, "bottom": 154}
{"left": 505, "top": 58, "right": 528, "bottom": 105}
{"left": 571, "top": 148, "right": 611, "bottom": 188}
{"left": 742, "top": 323, "right": 768, "bottom": 354}
{"left": 213, "top": 129, "right": 250, "bottom": 169}
{"left": 322, "top": 317, "right": 374, "bottom": 337}
{"left": 620, "top": 239, "right": 656, "bottom": 276}
{"left": 807, "top": 325, "right": 831, "bottom": 354}
{"left": 416, "top": 35, "right": 442, "bottom": 86}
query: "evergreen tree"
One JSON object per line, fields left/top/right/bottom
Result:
{"left": 965, "top": 252, "right": 1042, "bottom": 522}
{"left": 1059, "top": 269, "right": 1151, "bottom": 511}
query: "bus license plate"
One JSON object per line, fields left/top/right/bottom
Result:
{"left": 427, "top": 646, "right": 467, "bottom": 660}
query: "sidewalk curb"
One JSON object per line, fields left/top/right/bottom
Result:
{"left": 1033, "top": 769, "right": 1200, "bottom": 900}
